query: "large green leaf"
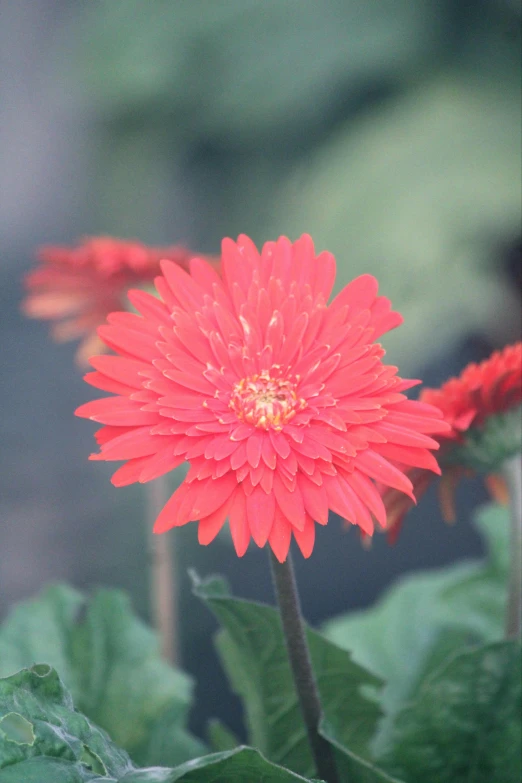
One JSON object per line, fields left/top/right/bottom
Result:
{"left": 0, "top": 586, "right": 204, "bottom": 767}
{"left": 0, "top": 667, "right": 319, "bottom": 782}
{"left": 120, "top": 747, "right": 321, "bottom": 782}
{"left": 383, "top": 641, "right": 522, "bottom": 783}
{"left": 435, "top": 503, "right": 509, "bottom": 640}
{"left": 192, "top": 573, "right": 383, "bottom": 779}
{"left": 319, "top": 719, "right": 404, "bottom": 783}
{"left": 0, "top": 664, "right": 132, "bottom": 781}
{"left": 323, "top": 503, "right": 509, "bottom": 751}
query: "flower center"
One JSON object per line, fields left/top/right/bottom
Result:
{"left": 230, "top": 371, "right": 305, "bottom": 430}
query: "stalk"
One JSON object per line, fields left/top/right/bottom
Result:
{"left": 269, "top": 551, "right": 340, "bottom": 783}
{"left": 147, "top": 478, "right": 179, "bottom": 664}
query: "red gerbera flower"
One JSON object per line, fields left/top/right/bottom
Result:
{"left": 382, "top": 342, "right": 522, "bottom": 537}
{"left": 22, "top": 237, "right": 213, "bottom": 366}
{"left": 76, "top": 234, "right": 448, "bottom": 561}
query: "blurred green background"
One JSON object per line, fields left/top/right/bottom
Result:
{"left": 1, "top": 0, "right": 520, "bottom": 739}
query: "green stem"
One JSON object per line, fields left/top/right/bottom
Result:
{"left": 269, "top": 551, "right": 340, "bottom": 783}
{"left": 503, "top": 455, "right": 522, "bottom": 639}
{"left": 147, "top": 478, "right": 179, "bottom": 665}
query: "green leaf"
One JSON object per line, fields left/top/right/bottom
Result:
{"left": 0, "top": 664, "right": 132, "bottom": 781}
{"left": 0, "top": 669, "right": 314, "bottom": 782}
{"left": 0, "top": 758, "right": 111, "bottom": 783}
{"left": 120, "top": 747, "right": 319, "bottom": 782}
{"left": 207, "top": 719, "right": 240, "bottom": 752}
{"left": 0, "top": 586, "right": 204, "bottom": 767}
{"left": 323, "top": 502, "right": 509, "bottom": 751}
{"left": 435, "top": 503, "right": 509, "bottom": 640}
{"left": 320, "top": 719, "right": 405, "bottom": 783}
{"left": 445, "top": 406, "right": 522, "bottom": 474}
{"left": 383, "top": 641, "right": 522, "bottom": 783}
{"left": 192, "top": 574, "right": 383, "bottom": 779}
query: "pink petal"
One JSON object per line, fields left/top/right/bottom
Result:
{"left": 227, "top": 488, "right": 250, "bottom": 556}
{"left": 293, "top": 514, "right": 315, "bottom": 558}
{"left": 268, "top": 506, "right": 292, "bottom": 562}
{"left": 345, "top": 471, "right": 387, "bottom": 529}
{"left": 139, "top": 448, "right": 184, "bottom": 483}
{"left": 153, "top": 481, "right": 194, "bottom": 533}
{"left": 356, "top": 449, "right": 415, "bottom": 499}
{"left": 95, "top": 427, "right": 166, "bottom": 460}
{"left": 273, "top": 473, "right": 306, "bottom": 531}
{"left": 297, "top": 473, "right": 329, "bottom": 525}
{"left": 246, "top": 431, "right": 264, "bottom": 468}
{"left": 269, "top": 429, "right": 291, "bottom": 459}
{"left": 374, "top": 443, "right": 441, "bottom": 474}
{"left": 190, "top": 473, "right": 238, "bottom": 521}
{"left": 246, "top": 485, "right": 276, "bottom": 546}
{"left": 111, "top": 456, "right": 150, "bottom": 487}
{"left": 198, "top": 496, "right": 233, "bottom": 545}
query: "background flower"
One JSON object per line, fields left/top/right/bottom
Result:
{"left": 22, "top": 237, "right": 213, "bottom": 366}
{"left": 382, "top": 342, "right": 522, "bottom": 536}
{"left": 77, "top": 234, "right": 448, "bottom": 561}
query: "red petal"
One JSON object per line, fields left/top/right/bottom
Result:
{"left": 246, "top": 485, "right": 276, "bottom": 546}
{"left": 198, "top": 496, "right": 233, "bottom": 545}
{"left": 228, "top": 488, "right": 250, "bottom": 556}
{"left": 345, "top": 471, "right": 387, "bottom": 529}
{"left": 293, "top": 514, "right": 315, "bottom": 558}
{"left": 95, "top": 427, "right": 166, "bottom": 460}
{"left": 268, "top": 506, "right": 292, "bottom": 562}
{"left": 273, "top": 473, "right": 306, "bottom": 531}
{"left": 153, "top": 482, "right": 194, "bottom": 533}
{"left": 269, "top": 430, "right": 291, "bottom": 459}
{"left": 374, "top": 443, "right": 441, "bottom": 474}
{"left": 246, "top": 431, "right": 264, "bottom": 468}
{"left": 190, "top": 473, "right": 238, "bottom": 521}
{"left": 77, "top": 397, "right": 158, "bottom": 427}
{"left": 373, "top": 422, "right": 439, "bottom": 450}
{"left": 331, "top": 274, "right": 378, "bottom": 313}
{"left": 139, "top": 448, "right": 183, "bottom": 483}
{"left": 111, "top": 456, "right": 150, "bottom": 487}
{"left": 297, "top": 474, "right": 329, "bottom": 525}
{"left": 89, "top": 354, "right": 150, "bottom": 389}
{"left": 356, "top": 450, "right": 414, "bottom": 499}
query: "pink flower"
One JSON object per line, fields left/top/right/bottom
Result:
{"left": 23, "top": 237, "right": 215, "bottom": 366}
{"left": 77, "top": 235, "right": 448, "bottom": 561}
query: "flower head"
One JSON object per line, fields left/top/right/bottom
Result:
{"left": 382, "top": 342, "right": 522, "bottom": 535}
{"left": 22, "top": 237, "right": 210, "bottom": 366}
{"left": 76, "top": 234, "right": 448, "bottom": 561}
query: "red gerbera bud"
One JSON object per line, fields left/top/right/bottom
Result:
{"left": 382, "top": 342, "right": 522, "bottom": 537}
{"left": 22, "top": 237, "right": 216, "bottom": 367}
{"left": 76, "top": 234, "right": 448, "bottom": 561}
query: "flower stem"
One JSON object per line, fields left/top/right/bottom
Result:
{"left": 147, "top": 478, "right": 179, "bottom": 664}
{"left": 269, "top": 551, "right": 340, "bottom": 783}
{"left": 504, "top": 455, "right": 522, "bottom": 639}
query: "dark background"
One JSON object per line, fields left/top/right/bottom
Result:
{"left": 1, "top": 0, "right": 520, "bottom": 738}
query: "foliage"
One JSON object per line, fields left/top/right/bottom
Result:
{"left": 77, "top": 0, "right": 443, "bottom": 141}
{"left": 192, "top": 572, "right": 384, "bottom": 779}
{"left": 323, "top": 503, "right": 509, "bottom": 750}
{"left": 0, "top": 586, "right": 204, "bottom": 768}
{"left": 382, "top": 641, "right": 522, "bottom": 783}
{"left": 0, "top": 503, "right": 517, "bottom": 782}
{"left": 446, "top": 405, "right": 522, "bottom": 473}
{"left": 0, "top": 666, "right": 320, "bottom": 782}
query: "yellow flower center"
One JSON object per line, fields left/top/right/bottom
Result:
{"left": 230, "top": 371, "right": 305, "bottom": 430}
